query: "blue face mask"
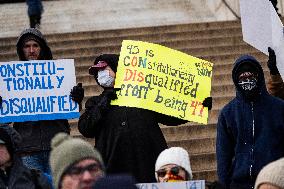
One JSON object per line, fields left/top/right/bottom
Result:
{"left": 97, "top": 70, "right": 114, "bottom": 87}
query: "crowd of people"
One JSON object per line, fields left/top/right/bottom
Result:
{"left": 1, "top": 7, "right": 284, "bottom": 187}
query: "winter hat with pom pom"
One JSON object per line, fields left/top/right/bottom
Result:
{"left": 50, "top": 133, "right": 105, "bottom": 189}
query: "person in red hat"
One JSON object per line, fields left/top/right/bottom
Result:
{"left": 78, "top": 54, "right": 212, "bottom": 183}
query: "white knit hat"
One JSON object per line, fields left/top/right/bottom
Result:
{"left": 155, "top": 147, "right": 192, "bottom": 180}
{"left": 254, "top": 157, "right": 284, "bottom": 189}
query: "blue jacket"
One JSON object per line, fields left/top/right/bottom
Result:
{"left": 216, "top": 55, "right": 284, "bottom": 189}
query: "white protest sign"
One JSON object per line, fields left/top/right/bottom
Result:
{"left": 0, "top": 59, "right": 80, "bottom": 123}
{"left": 240, "top": 0, "right": 284, "bottom": 80}
{"left": 136, "top": 180, "right": 205, "bottom": 189}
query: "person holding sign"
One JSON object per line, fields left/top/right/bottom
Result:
{"left": 216, "top": 55, "right": 284, "bottom": 189}
{"left": 266, "top": 47, "right": 284, "bottom": 99}
{"left": 155, "top": 147, "right": 192, "bottom": 182}
{"left": 78, "top": 54, "right": 212, "bottom": 183}
{"left": 5, "top": 28, "right": 85, "bottom": 176}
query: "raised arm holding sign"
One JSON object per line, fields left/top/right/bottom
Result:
{"left": 1, "top": 28, "right": 84, "bottom": 176}
{"left": 78, "top": 41, "right": 213, "bottom": 183}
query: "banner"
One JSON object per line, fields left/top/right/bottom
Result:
{"left": 0, "top": 59, "right": 80, "bottom": 123}
{"left": 136, "top": 180, "right": 205, "bottom": 189}
{"left": 113, "top": 40, "right": 213, "bottom": 124}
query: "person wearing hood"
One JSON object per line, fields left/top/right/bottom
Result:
{"left": 1, "top": 28, "right": 85, "bottom": 176}
{"left": 0, "top": 125, "right": 52, "bottom": 189}
{"left": 78, "top": 54, "right": 212, "bottom": 183}
{"left": 216, "top": 55, "right": 284, "bottom": 189}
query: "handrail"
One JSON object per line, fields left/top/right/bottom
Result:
{"left": 221, "top": 0, "right": 241, "bottom": 19}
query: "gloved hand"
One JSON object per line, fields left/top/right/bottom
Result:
{"left": 267, "top": 47, "right": 279, "bottom": 75}
{"left": 202, "top": 97, "right": 212, "bottom": 110}
{"left": 97, "top": 88, "right": 119, "bottom": 111}
{"left": 70, "top": 83, "right": 84, "bottom": 104}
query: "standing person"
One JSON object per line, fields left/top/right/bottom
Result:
{"left": 216, "top": 55, "right": 284, "bottom": 189}
{"left": 254, "top": 157, "right": 284, "bottom": 189}
{"left": 266, "top": 47, "right": 284, "bottom": 99}
{"left": 10, "top": 28, "right": 84, "bottom": 176}
{"left": 26, "top": 0, "right": 44, "bottom": 29}
{"left": 78, "top": 54, "right": 212, "bottom": 183}
{"left": 155, "top": 147, "right": 192, "bottom": 182}
{"left": 50, "top": 133, "right": 105, "bottom": 189}
{"left": 0, "top": 125, "right": 52, "bottom": 189}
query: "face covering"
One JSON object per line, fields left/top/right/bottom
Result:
{"left": 238, "top": 78, "right": 257, "bottom": 91}
{"left": 97, "top": 70, "right": 114, "bottom": 87}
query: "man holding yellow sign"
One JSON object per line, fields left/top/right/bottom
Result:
{"left": 78, "top": 40, "right": 213, "bottom": 183}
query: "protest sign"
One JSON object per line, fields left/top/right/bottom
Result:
{"left": 240, "top": 0, "right": 284, "bottom": 81}
{"left": 136, "top": 180, "right": 205, "bottom": 189}
{"left": 0, "top": 59, "right": 80, "bottom": 123}
{"left": 112, "top": 40, "right": 213, "bottom": 124}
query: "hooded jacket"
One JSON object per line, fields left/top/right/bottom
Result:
{"left": 216, "top": 55, "right": 284, "bottom": 189}
{"left": 14, "top": 28, "right": 70, "bottom": 153}
{"left": 0, "top": 125, "right": 51, "bottom": 189}
{"left": 78, "top": 54, "right": 187, "bottom": 183}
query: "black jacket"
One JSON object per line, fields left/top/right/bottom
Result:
{"left": 0, "top": 125, "right": 52, "bottom": 189}
{"left": 13, "top": 120, "right": 70, "bottom": 153}
{"left": 78, "top": 90, "right": 187, "bottom": 183}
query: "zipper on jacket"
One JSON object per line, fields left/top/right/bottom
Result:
{"left": 249, "top": 102, "right": 255, "bottom": 179}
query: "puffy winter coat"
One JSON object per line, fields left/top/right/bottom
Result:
{"left": 216, "top": 55, "right": 284, "bottom": 189}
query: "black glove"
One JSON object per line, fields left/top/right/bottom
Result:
{"left": 70, "top": 83, "right": 84, "bottom": 104}
{"left": 97, "top": 89, "right": 119, "bottom": 111}
{"left": 0, "top": 96, "right": 2, "bottom": 107}
{"left": 202, "top": 97, "right": 212, "bottom": 110}
{"left": 267, "top": 47, "right": 279, "bottom": 75}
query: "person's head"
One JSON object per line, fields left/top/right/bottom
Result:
{"left": 89, "top": 54, "right": 119, "bottom": 88}
{"left": 50, "top": 133, "right": 105, "bottom": 189}
{"left": 0, "top": 125, "right": 22, "bottom": 168}
{"left": 16, "top": 28, "right": 52, "bottom": 61}
{"left": 232, "top": 55, "right": 265, "bottom": 101}
{"left": 155, "top": 147, "right": 192, "bottom": 182}
{"left": 254, "top": 158, "right": 284, "bottom": 189}
{"left": 92, "top": 175, "right": 138, "bottom": 189}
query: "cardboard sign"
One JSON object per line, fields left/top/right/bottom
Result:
{"left": 112, "top": 40, "right": 213, "bottom": 124}
{"left": 136, "top": 180, "right": 205, "bottom": 189}
{"left": 240, "top": 0, "right": 284, "bottom": 80}
{"left": 0, "top": 59, "right": 80, "bottom": 123}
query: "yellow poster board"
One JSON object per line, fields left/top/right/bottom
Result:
{"left": 112, "top": 40, "right": 213, "bottom": 124}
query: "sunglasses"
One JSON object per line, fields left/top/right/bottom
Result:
{"left": 156, "top": 166, "right": 182, "bottom": 178}
{"left": 66, "top": 163, "right": 102, "bottom": 176}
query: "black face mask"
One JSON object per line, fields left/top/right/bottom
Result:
{"left": 237, "top": 71, "right": 259, "bottom": 100}
{"left": 238, "top": 77, "right": 257, "bottom": 91}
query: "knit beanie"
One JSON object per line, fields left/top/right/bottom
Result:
{"left": 50, "top": 133, "right": 105, "bottom": 189}
{"left": 254, "top": 158, "right": 284, "bottom": 189}
{"left": 155, "top": 147, "right": 192, "bottom": 180}
{"left": 93, "top": 175, "right": 138, "bottom": 189}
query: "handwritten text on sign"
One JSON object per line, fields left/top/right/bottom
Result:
{"left": 113, "top": 40, "right": 213, "bottom": 124}
{"left": 136, "top": 180, "right": 205, "bottom": 189}
{"left": 0, "top": 59, "right": 80, "bottom": 123}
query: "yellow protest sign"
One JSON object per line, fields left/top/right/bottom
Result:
{"left": 112, "top": 40, "right": 213, "bottom": 124}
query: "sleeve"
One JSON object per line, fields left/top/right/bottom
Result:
{"left": 216, "top": 111, "right": 235, "bottom": 189}
{"left": 78, "top": 96, "right": 105, "bottom": 138}
{"left": 156, "top": 113, "right": 188, "bottom": 126}
{"left": 267, "top": 74, "right": 284, "bottom": 99}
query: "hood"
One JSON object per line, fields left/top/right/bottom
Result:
{"left": 16, "top": 28, "right": 53, "bottom": 61}
{"left": 92, "top": 54, "right": 119, "bottom": 88}
{"left": 232, "top": 55, "right": 267, "bottom": 99}
{"left": 0, "top": 125, "right": 22, "bottom": 157}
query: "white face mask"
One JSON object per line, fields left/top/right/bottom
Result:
{"left": 97, "top": 70, "right": 114, "bottom": 87}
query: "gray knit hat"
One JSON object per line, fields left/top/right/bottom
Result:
{"left": 50, "top": 133, "right": 105, "bottom": 189}
{"left": 254, "top": 157, "right": 284, "bottom": 189}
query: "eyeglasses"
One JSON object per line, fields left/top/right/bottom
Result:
{"left": 65, "top": 163, "right": 102, "bottom": 178}
{"left": 156, "top": 166, "right": 182, "bottom": 178}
